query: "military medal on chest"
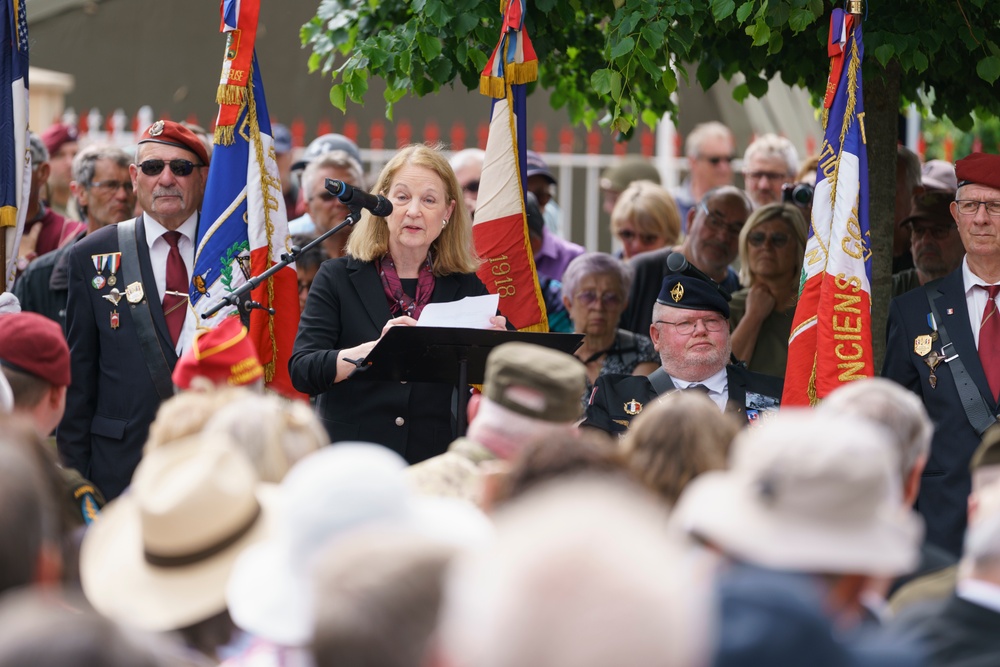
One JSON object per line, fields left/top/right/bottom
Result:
{"left": 91, "top": 253, "right": 107, "bottom": 289}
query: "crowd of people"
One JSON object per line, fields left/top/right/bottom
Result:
{"left": 1, "top": 114, "right": 1000, "bottom": 665}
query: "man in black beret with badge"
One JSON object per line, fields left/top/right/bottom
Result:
{"left": 58, "top": 120, "right": 210, "bottom": 501}
{"left": 884, "top": 152, "right": 1000, "bottom": 558}
{"left": 583, "top": 273, "right": 783, "bottom": 435}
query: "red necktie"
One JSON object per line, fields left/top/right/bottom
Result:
{"left": 162, "top": 231, "right": 188, "bottom": 347}
{"left": 978, "top": 284, "right": 1000, "bottom": 402}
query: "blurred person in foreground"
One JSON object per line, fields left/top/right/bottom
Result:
{"left": 289, "top": 144, "right": 505, "bottom": 464}
{"left": 0, "top": 590, "right": 204, "bottom": 667}
{"left": 622, "top": 390, "right": 739, "bottom": 507}
{"left": 892, "top": 482, "right": 1000, "bottom": 666}
{"left": 432, "top": 478, "right": 712, "bottom": 667}
{"left": 819, "top": 378, "right": 955, "bottom": 597}
{"left": 728, "top": 203, "right": 808, "bottom": 377}
{"left": 672, "top": 121, "right": 736, "bottom": 225}
{"left": 621, "top": 186, "right": 752, "bottom": 335}
{"left": 610, "top": 180, "right": 682, "bottom": 260}
{"left": 672, "top": 411, "right": 923, "bottom": 631}
{"left": 584, "top": 273, "right": 783, "bottom": 434}
{"left": 311, "top": 531, "right": 459, "bottom": 667}
{"left": 80, "top": 434, "right": 276, "bottom": 663}
{"left": 561, "top": 252, "right": 659, "bottom": 401}
{"left": 408, "top": 341, "right": 586, "bottom": 504}
{"left": 171, "top": 316, "right": 265, "bottom": 394}
{"left": 224, "top": 443, "right": 493, "bottom": 666}
{"left": 15, "top": 144, "right": 135, "bottom": 326}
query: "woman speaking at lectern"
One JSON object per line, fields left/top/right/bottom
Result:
{"left": 290, "top": 144, "right": 504, "bottom": 463}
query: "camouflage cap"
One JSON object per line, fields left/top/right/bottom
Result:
{"left": 600, "top": 155, "right": 661, "bottom": 192}
{"left": 484, "top": 342, "right": 586, "bottom": 423}
{"left": 971, "top": 424, "right": 1000, "bottom": 471}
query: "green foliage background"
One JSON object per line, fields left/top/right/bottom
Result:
{"left": 302, "top": 0, "right": 1000, "bottom": 136}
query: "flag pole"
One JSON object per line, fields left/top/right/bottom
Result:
{"left": 847, "top": 0, "right": 863, "bottom": 15}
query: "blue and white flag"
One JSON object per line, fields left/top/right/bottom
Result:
{"left": 1, "top": 0, "right": 29, "bottom": 290}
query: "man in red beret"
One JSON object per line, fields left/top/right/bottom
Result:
{"left": 59, "top": 119, "right": 210, "bottom": 500}
{"left": 40, "top": 122, "right": 80, "bottom": 219}
{"left": 884, "top": 151, "right": 1000, "bottom": 557}
{"left": 0, "top": 312, "right": 71, "bottom": 437}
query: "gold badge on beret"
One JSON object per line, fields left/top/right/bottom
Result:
{"left": 913, "top": 335, "right": 932, "bottom": 357}
{"left": 149, "top": 120, "right": 165, "bottom": 137}
{"left": 624, "top": 398, "right": 643, "bottom": 416}
{"left": 670, "top": 282, "right": 684, "bottom": 303}
{"left": 125, "top": 281, "right": 145, "bottom": 304}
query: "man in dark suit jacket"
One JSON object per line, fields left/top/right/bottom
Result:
{"left": 619, "top": 186, "right": 751, "bottom": 335}
{"left": 57, "top": 121, "right": 209, "bottom": 500}
{"left": 883, "top": 152, "right": 1000, "bottom": 557}
{"left": 584, "top": 273, "right": 782, "bottom": 434}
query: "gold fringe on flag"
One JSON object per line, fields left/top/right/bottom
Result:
{"left": 505, "top": 60, "right": 537, "bottom": 84}
{"left": 480, "top": 75, "right": 506, "bottom": 98}
{"left": 214, "top": 124, "right": 237, "bottom": 147}
{"left": 217, "top": 84, "right": 247, "bottom": 107}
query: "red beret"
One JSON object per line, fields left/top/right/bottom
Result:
{"left": 0, "top": 312, "right": 71, "bottom": 387}
{"left": 955, "top": 152, "right": 1000, "bottom": 191}
{"left": 41, "top": 123, "right": 78, "bottom": 155}
{"left": 172, "top": 316, "right": 263, "bottom": 391}
{"left": 138, "top": 120, "right": 211, "bottom": 167}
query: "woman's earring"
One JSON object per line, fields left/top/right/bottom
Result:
{"left": 442, "top": 219, "right": 448, "bottom": 227}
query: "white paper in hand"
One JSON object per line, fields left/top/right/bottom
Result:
{"left": 417, "top": 294, "right": 500, "bottom": 329}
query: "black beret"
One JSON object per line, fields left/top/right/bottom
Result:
{"left": 656, "top": 273, "right": 730, "bottom": 319}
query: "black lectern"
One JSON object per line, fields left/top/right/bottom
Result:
{"left": 350, "top": 327, "right": 583, "bottom": 436}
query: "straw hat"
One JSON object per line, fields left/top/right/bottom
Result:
{"left": 80, "top": 434, "right": 276, "bottom": 632}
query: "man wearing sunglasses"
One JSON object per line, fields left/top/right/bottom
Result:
{"left": 742, "top": 134, "right": 798, "bottom": 208}
{"left": 621, "top": 186, "right": 752, "bottom": 336}
{"left": 584, "top": 273, "right": 782, "bottom": 435}
{"left": 59, "top": 120, "right": 210, "bottom": 501}
{"left": 884, "top": 152, "right": 1000, "bottom": 558}
{"left": 672, "top": 121, "right": 736, "bottom": 225}
{"left": 449, "top": 148, "right": 485, "bottom": 220}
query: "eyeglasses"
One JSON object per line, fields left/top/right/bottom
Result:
{"left": 955, "top": 200, "right": 1000, "bottom": 217}
{"left": 744, "top": 171, "right": 787, "bottom": 183}
{"left": 137, "top": 159, "right": 204, "bottom": 177}
{"left": 574, "top": 290, "right": 623, "bottom": 308}
{"left": 89, "top": 179, "right": 134, "bottom": 195}
{"left": 617, "top": 229, "right": 661, "bottom": 245}
{"left": 654, "top": 316, "right": 727, "bottom": 335}
{"left": 699, "top": 203, "right": 744, "bottom": 237}
{"left": 747, "top": 231, "right": 790, "bottom": 248}
{"left": 462, "top": 180, "right": 480, "bottom": 195}
{"left": 909, "top": 224, "right": 955, "bottom": 240}
{"left": 700, "top": 154, "right": 734, "bottom": 166}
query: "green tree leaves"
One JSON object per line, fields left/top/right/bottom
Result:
{"left": 302, "top": 0, "right": 1000, "bottom": 135}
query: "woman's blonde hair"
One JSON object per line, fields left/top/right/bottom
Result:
{"left": 736, "top": 202, "right": 808, "bottom": 286}
{"left": 345, "top": 144, "right": 479, "bottom": 276}
{"left": 621, "top": 391, "right": 739, "bottom": 506}
{"left": 610, "top": 180, "right": 681, "bottom": 244}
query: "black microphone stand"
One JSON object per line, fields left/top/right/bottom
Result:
{"left": 201, "top": 204, "right": 365, "bottom": 319}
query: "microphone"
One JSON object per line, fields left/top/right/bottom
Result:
{"left": 666, "top": 251, "right": 732, "bottom": 301}
{"left": 324, "top": 179, "right": 393, "bottom": 217}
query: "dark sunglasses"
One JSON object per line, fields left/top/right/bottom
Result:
{"left": 702, "top": 154, "right": 734, "bottom": 166}
{"left": 137, "top": 159, "right": 203, "bottom": 177}
{"left": 574, "top": 290, "right": 623, "bottom": 308}
{"left": 463, "top": 180, "right": 480, "bottom": 195}
{"left": 747, "top": 231, "right": 791, "bottom": 248}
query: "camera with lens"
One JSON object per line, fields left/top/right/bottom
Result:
{"left": 782, "top": 182, "right": 814, "bottom": 207}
